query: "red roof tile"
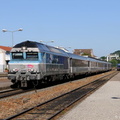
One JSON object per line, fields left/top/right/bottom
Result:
{"left": 0, "top": 46, "right": 12, "bottom": 51}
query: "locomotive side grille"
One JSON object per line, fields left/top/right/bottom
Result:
{"left": 21, "top": 70, "right": 27, "bottom": 74}
{"left": 9, "top": 63, "right": 39, "bottom": 73}
{"left": 20, "top": 65, "right": 26, "bottom": 69}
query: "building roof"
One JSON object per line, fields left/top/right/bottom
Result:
{"left": 74, "top": 49, "right": 95, "bottom": 57}
{"left": 0, "top": 46, "right": 12, "bottom": 51}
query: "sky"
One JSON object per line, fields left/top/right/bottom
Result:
{"left": 0, "top": 0, "right": 120, "bottom": 57}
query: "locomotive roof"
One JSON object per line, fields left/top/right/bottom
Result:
{"left": 14, "top": 40, "right": 40, "bottom": 48}
{"left": 13, "top": 40, "right": 69, "bottom": 56}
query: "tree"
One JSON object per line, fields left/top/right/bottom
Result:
{"left": 112, "top": 50, "right": 120, "bottom": 57}
{"left": 82, "top": 53, "right": 91, "bottom": 57}
{"left": 100, "top": 56, "right": 107, "bottom": 61}
{"left": 110, "top": 59, "right": 118, "bottom": 67}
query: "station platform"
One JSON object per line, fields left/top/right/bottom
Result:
{"left": 0, "top": 77, "right": 12, "bottom": 89}
{"left": 60, "top": 72, "right": 120, "bottom": 120}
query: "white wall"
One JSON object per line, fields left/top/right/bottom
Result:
{"left": 0, "top": 49, "right": 7, "bottom": 72}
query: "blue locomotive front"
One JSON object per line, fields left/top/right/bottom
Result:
{"left": 8, "top": 41, "right": 69, "bottom": 88}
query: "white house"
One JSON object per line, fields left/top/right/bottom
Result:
{"left": 0, "top": 46, "right": 12, "bottom": 72}
{"left": 107, "top": 54, "right": 119, "bottom": 61}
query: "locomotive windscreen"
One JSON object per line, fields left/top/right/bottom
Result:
{"left": 12, "top": 52, "right": 24, "bottom": 59}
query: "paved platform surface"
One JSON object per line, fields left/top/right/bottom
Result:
{"left": 59, "top": 72, "right": 120, "bottom": 120}
{"left": 0, "top": 77, "right": 12, "bottom": 89}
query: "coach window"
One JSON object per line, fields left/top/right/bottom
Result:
{"left": 12, "top": 52, "right": 23, "bottom": 59}
{"left": 96, "top": 62, "right": 98, "bottom": 67}
{"left": 26, "top": 52, "right": 38, "bottom": 60}
{"left": 63, "top": 57, "right": 68, "bottom": 69}
{"left": 104, "top": 63, "right": 107, "bottom": 68}
{"left": 52, "top": 55, "right": 59, "bottom": 63}
{"left": 46, "top": 53, "right": 53, "bottom": 63}
{"left": 88, "top": 61, "right": 90, "bottom": 67}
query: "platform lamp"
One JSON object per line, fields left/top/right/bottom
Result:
{"left": 2, "top": 28, "right": 23, "bottom": 47}
{"left": 40, "top": 40, "right": 54, "bottom": 45}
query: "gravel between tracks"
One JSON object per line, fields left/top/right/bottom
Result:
{"left": 0, "top": 71, "right": 114, "bottom": 119}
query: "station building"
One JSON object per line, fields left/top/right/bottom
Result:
{"left": 0, "top": 46, "right": 12, "bottom": 72}
{"left": 73, "top": 49, "right": 96, "bottom": 58}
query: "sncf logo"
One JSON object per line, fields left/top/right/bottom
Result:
{"left": 27, "top": 64, "right": 34, "bottom": 68}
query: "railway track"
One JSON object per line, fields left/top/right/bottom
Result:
{"left": 0, "top": 88, "right": 17, "bottom": 94}
{"left": 4, "top": 71, "right": 118, "bottom": 120}
{"left": 0, "top": 74, "right": 7, "bottom": 77}
{"left": 0, "top": 88, "right": 34, "bottom": 99}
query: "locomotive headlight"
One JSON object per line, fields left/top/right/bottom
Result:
{"left": 13, "top": 68, "right": 18, "bottom": 72}
{"left": 28, "top": 68, "right": 34, "bottom": 72}
{"left": 21, "top": 46, "right": 27, "bottom": 50}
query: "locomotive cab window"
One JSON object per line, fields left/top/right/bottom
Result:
{"left": 12, "top": 52, "right": 23, "bottom": 59}
{"left": 26, "top": 52, "right": 38, "bottom": 60}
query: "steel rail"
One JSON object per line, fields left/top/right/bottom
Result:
{"left": 0, "top": 88, "right": 35, "bottom": 99}
{"left": 0, "top": 89, "right": 18, "bottom": 94}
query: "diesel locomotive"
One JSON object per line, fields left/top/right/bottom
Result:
{"left": 8, "top": 40, "right": 111, "bottom": 88}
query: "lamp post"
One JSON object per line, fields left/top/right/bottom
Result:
{"left": 2, "top": 28, "right": 23, "bottom": 47}
{"left": 40, "top": 40, "right": 54, "bottom": 45}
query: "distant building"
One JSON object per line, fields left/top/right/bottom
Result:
{"left": 0, "top": 46, "right": 12, "bottom": 72}
{"left": 73, "top": 49, "right": 96, "bottom": 58}
{"left": 107, "top": 54, "right": 119, "bottom": 61}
